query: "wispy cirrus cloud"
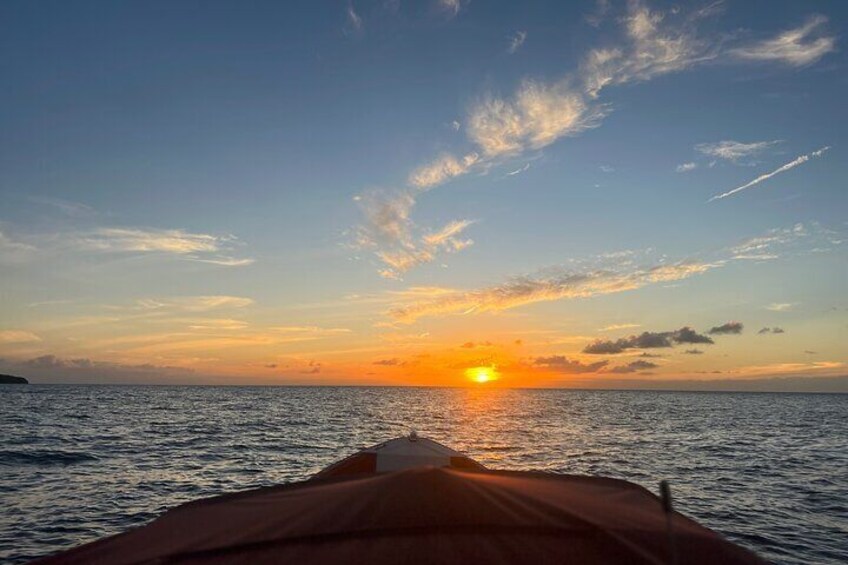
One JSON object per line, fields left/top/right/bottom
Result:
{"left": 270, "top": 326, "right": 352, "bottom": 336}
{"left": 408, "top": 153, "right": 480, "bottom": 189}
{"left": 355, "top": 2, "right": 838, "bottom": 277}
{"left": 81, "top": 228, "right": 220, "bottom": 253}
{"left": 383, "top": 221, "right": 843, "bottom": 323}
{"left": 421, "top": 219, "right": 475, "bottom": 249}
{"left": 599, "top": 323, "right": 641, "bottom": 332}
{"left": 730, "top": 15, "right": 836, "bottom": 67}
{"left": 506, "top": 163, "right": 531, "bottom": 176}
{"left": 580, "top": 1, "right": 716, "bottom": 97}
{"left": 709, "top": 146, "right": 830, "bottom": 201}
{"left": 130, "top": 295, "right": 254, "bottom": 312}
{"left": 437, "top": 0, "right": 463, "bottom": 19}
{"left": 389, "top": 260, "right": 716, "bottom": 323}
{"left": 0, "top": 330, "right": 42, "bottom": 344}
{"left": 695, "top": 140, "right": 782, "bottom": 163}
{"left": 766, "top": 303, "right": 795, "bottom": 312}
{"left": 356, "top": 2, "right": 720, "bottom": 277}
{"left": 0, "top": 230, "right": 37, "bottom": 262}
{"left": 507, "top": 31, "right": 527, "bottom": 54}
{"left": 729, "top": 223, "right": 805, "bottom": 260}
{"left": 676, "top": 162, "right": 697, "bottom": 173}
{"left": 467, "top": 80, "right": 604, "bottom": 158}
{"left": 77, "top": 227, "right": 254, "bottom": 266}
{"left": 29, "top": 196, "right": 96, "bottom": 217}
{"left": 344, "top": 2, "right": 364, "bottom": 36}
{"left": 355, "top": 190, "right": 475, "bottom": 279}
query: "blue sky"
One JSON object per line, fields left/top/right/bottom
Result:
{"left": 1, "top": 0, "right": 846, "bottom": 388}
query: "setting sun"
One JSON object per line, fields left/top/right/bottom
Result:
{"left": 465, "top": 366, "right": 498, "bottom": 384}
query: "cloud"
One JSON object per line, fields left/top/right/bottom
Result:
{"left": 585, "top": 0, "right": 611, "bottom": 28}
{"left": 0, "top": 230, "right": 37, "bottom": 262}
{"left": 421, "top": 219, "right": 475, "bottom": 248}
{"left": 685, "top": 349, "right": 704, "bottom": 354}
{"left": 447, "top": 5, "right": 714, "bottom": 163}
{"left": 507, "top": 31, "right": 527, "bottom": 54}
{"left": 0, "top": 330, "right": 42, "bottom": 344}
{"left": 758, "top": 327, "right": 786, "bottom": 335}
{"left": 355, "top": 2, "right": 725, "bottom": 277}
{"left": 767, "top": 303, "right": 795, "bottom": 312}
{"left": 599, "top": 323, "right": 641, "bottom": 332}
{"left": 271, "top": 326, "right": 350, "bottom": 333}
{"left": 730, "top": 15, "right": 836, "bottom": 67}
{"left": 709, "top": 146, "right": 830, "bottom": 201}
{"left": 389, "top": 260, "right": 716, "bottom": 323}
{"left": 695, "top": 140, "right": 782, "bottom": 163}
{"left": 189, "top": 256, "right": 255, "bottom": 267}
{"left": 186, "top": 318, "right": 249, "bottom": 331}
{"left": 533, "top": 355, "right": 609, "bottom": 374}
{"left": 354, "top": 3, "right": 835, "bottom": 277}
{"left": 382, "top": 218, "right": 474, "bottom": 277}
{"left": 468, "top": 80, "right": 603, "bottom": 158}
{"left": 83, "top": 228, "right": 220, "bottom": 253}
{"left": 356, "top": 190, "right": 476, "bottom": 278}
{"left": 675, "top": 326, "right": 715, "bottom": 344}
{"left": 583, "top": 327, "right": 713, "bottom": 354}
{"left": 29, "top": 196, "right": 95, "bottom": 217}
{"left": 78, "top": 227, "right": 253, "bottom": 266}
{"left": 708, "top": 321, "right": 743, "bottom": 335}
{"left": 437, "top": 0, "right": 463, "bottom": 19}
{"left": 344, "top": 2, "right": 363, "bottom": 35}
{"left": 506, "top": 163, "right": 531, "bottom": 176}
{"left": 373, "top": 358, "right": 403, "bottom": 366}
{"left": 0, "top": 354, "right": 196, "bottom": 384}
{"left": 729, "top": 223, "right": 810, "bottom": 260}
{"left": 609, "top": 360, "right": 659, "bottom": 373}
{"left": 460, "top": 341, "right": 492, "bottom": 349}
{"left": 134, "top": 295, "right": 254, "bottom": 312}
{"left": 299, "top": 361, "right": 322, "bottom": 374}
{"left": 408, "top": 153, "right": 480, "bottom": 189}
{"left": 431, "top": 0, "right": 710, "bottom": 179}
{"left": 580, "top": 1, "right": 715, "bottom": 97}
{"left": 676, "top": 162, "right": 697, "bottom": 173}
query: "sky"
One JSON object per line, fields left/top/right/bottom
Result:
{"left": 1, "top": 0, "right": 846, "bottom": 389}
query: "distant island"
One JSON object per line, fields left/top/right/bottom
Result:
{"left": 0, "top": 374, "right": 28, "bottom": 384}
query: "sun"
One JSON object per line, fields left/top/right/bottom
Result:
{"left": 465, "top": 366, "right": 498, "bottom": 384}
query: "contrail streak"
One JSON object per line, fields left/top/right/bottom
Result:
{"left": 708, "top": 146, "right": 830, "bottom": 202}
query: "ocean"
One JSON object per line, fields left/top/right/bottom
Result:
{"left": 0, "top": 385, "right": 845, "bottom": 564}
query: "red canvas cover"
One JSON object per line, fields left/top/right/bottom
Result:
{"left": 36, "top": 468, "right": 763, "bottom": 564}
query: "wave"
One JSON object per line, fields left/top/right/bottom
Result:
{"left": 0, "top": 450, "right": 99, "bottom": 466}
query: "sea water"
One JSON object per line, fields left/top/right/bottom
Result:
{"left": 1, "top": 385, "right": 846, "bottom": 563}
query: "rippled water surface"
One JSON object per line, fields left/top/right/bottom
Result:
{"left": 1, "top": 386, "right": 846, "bottom": 564}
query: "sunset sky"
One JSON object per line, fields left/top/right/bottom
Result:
{"left": 1, "top": 1, "right": 846, "bottom": 389}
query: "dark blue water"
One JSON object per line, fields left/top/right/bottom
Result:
{"left": 1, "top": 386, "right": 846, "bottom": 564}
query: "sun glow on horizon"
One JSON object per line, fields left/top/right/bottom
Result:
{"left": 465, "top": 366, "right": 498, "bottom": 384}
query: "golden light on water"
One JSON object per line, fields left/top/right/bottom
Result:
{"left": 466, "top": 366, "right": 498, "bottom": 384}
